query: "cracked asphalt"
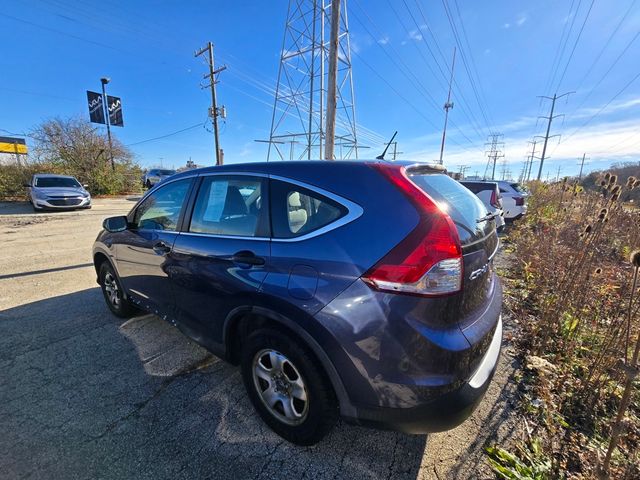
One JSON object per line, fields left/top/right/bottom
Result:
{"left": 0, "top": 198, "right": 521, "bottom": 480}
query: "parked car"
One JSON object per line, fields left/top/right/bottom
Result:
{"left": 25, "top": 174, "right": 91, "bottom": 211}
{"left": 460, "top": 181, "right": 505, "bottom": 231}
{"left": 496, "top": 181, "right": 528, "bottom": 221}
{"left": 93, "top": 161, "right": 502, "bottom": 445}
{"left": 142, "top": 168, "right": 176, "bottom": 188}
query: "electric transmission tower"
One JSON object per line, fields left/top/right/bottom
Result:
{"left": 265, "top": 0, "right": 358, "bottom": 161}
{"left": 483, "top": 133, "right": 504, "bottom": 180}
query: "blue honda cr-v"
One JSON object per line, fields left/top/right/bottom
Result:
{"left": 93, "top": 160, "right": 502, "bottom": 445}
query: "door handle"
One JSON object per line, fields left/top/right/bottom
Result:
{"left": 153, "top": 241, "right": 172, "bottom": 255}
{"left": 230, "top": 251, "right": 265, "bottom": 266}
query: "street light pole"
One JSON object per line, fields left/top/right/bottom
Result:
{"left": 101, "top": 77, "right": 115, "bottom": 171}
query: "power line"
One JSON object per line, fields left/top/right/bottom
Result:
{"left": 441, "top": 0, "right": 494, "bottom": 132}
{"left": 559, "top": 69, "right": 640, "bottom": 144}
{"left": 572, "top": 0, "right": 638, "bottom": 95}
{"left": 542, "top": 0, "right": 581, "bottom": 95}
{"left": 126, "top": 123, "right": 205, "bottom": 146}
{"left": 350, "top": 0, "right": 485, "bottom": 147}
{"left": 554, "top": 0, "right": 596, "bottom": 92}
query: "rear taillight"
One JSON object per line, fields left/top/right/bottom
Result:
{"left": 490, "top": 190, "right": 499, "bottom": 208}
{"left": 363, "top": 164, "right": 463, "bottom": 296}
{"left": 514, "top": 196, "right": 525, "bottom": 206}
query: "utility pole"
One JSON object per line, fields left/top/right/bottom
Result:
{"left": 391, "top": 142, "right": 403, "bottom": 160}
{"left": 324, "top": 0, "right": 341, "bottom": 160}
{"left": 577, "top": 153, "right": 589, "bottom": 182}
{"left": 484, "top": 133, "right": 504, "bottom": 180}
{"left": 438, "top": 47, "right": 456, "bottom": 165}
{"left": 100, "top": 77, "right": 115, "bottom": 170}
{"left": 195, "top": 42, "right": 226, "bottom": 165}
{"left": 536, "top": 91, "right": 574, "bottom": 180}
{"left": 526, "top": 139, "right": 538, "bottom": 181}
{"left": 556, "top": 165, "right": 562, "bottom": 182}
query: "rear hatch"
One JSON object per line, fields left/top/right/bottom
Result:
{"left": 406, "top": 167, "right": 499, "bottom": 323}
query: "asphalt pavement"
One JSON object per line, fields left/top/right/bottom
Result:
{"left": 0, "top": 198, "right": 519, "bottom": 480}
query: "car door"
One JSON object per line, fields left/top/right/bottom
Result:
{"left": 170, "top": 174, "right": 270, "bottom": 347}
{"left": 116, "top": 177, "right": 194, "bottom": 316}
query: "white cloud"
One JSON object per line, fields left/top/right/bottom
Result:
{"left": 408, "top": 29, "right": 423, "bottom": 41}
{"left": 503, "top": 22, "right": 511, "bottom": 29}
{"left": 516, "top": 15, "right": 527, "bottom": 26}
{"left": 378, "top": 35, "right": 390, "bottom": 45}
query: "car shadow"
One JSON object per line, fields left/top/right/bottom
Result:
{"left": 0, "top": 201, "right": 34, "bottom": 215}
{"left": 0, "top": 288, "right": 428, "bottom": 479}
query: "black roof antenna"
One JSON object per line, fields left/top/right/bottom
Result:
{"left": 376, "top": 131, "right": 398, "bottom": 160}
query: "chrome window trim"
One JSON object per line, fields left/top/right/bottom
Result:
{"left": 184, "top": 171, "right": 364, "bottom": 242}
{"left": 180, "top": 231, "right": 268, "bottom": 241}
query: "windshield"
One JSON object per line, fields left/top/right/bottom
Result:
{"left": 34, "top": 177, "right": 81, "bottom": 188}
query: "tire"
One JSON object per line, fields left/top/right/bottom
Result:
{"left": 99, "top": 261, "right": 136, "bottom": 318}
{"left": 241, "top": 328, "right": 338, "bottom": 445}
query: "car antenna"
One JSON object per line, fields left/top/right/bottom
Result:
{"left": 376, "top": 131, "right": 398, "bottom": 160}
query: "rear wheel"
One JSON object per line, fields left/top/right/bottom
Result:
{"left": 99, "top": 262, "right": 136, "bottom": 318}
{"left": 241, "top": 328, "right": 338, "bottom": 445}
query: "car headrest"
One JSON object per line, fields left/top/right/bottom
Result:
{"left": 222, "top": 186, "right": 248, "bottom": 217}
{"left": 288, "top": 192, "right": 302, "bottom": 208}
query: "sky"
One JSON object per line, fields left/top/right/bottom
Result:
{"left": 1, "top": 0, "right": 640, "bottom": 180}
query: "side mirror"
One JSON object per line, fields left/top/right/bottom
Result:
{"left": 103, "top": 215, "right": 128, "bottom": 233}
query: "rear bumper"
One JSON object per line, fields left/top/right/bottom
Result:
{"left": 348, "top": 316, "right": 502, "bottom": 433}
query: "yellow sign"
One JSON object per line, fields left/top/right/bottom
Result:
{"left": 0, "top": 137, "right": 27, "bottom": 154}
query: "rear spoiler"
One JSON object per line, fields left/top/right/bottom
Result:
{"left": 404, "top": 163, "right": 447, "bottom": 175}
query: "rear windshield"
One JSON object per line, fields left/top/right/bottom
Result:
{"left": 461, "top": 181, "right": 497, "bottom": 194}
{"left": 510, "top": 183, "right": 527, "bottom": 194}
{"left": 34, "top": 177, "right": 80, "bottom": 188}
{"left": 408, "top": 172, "right": 494, "bottom": 244}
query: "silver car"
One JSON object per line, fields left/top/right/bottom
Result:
{"left": 25, "top": 174, "right": 92, "bottom": 211}
{"left": 142, "top": 169, "right": 176, "bottom": 189}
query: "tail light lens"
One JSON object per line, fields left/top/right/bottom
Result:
{"left": 363, "top": 164, "right": 463, "bottom": 296}
{"left": 490, "top": 189, "right": 501, "bottom": 208}
{"left": 514, "top": 196, "right": 525, "bottom": 206}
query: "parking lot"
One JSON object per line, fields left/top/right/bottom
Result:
{"left": 0, "top": 198, "right": 519, "bottom": 480}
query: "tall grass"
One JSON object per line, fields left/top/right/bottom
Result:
{"left": 506, "top": 176, "right": 640, "bottom": 478}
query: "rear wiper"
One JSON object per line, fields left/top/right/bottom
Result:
{"left": 477, "top": 212, "right": 498, "bottom": 223}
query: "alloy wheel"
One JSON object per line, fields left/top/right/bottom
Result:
{"left": 103, "top": 272, "right": 121, "bottom": 307}
{"left": 252, "top": 349, "right": 309, "bottom": 425}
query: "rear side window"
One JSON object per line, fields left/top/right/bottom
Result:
{"left": 189, "top": 175, "right": 266, "bottom": 237}
{"left": 134, "top": 178, "right": 191, "bottom": 231}
{"left": 271, "top": 180, "right": 346, "bottom": 239}
{"left": 408, "top": 173, "right": 492, "bottom": 240}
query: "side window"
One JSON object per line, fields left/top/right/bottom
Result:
{"left": 189, "top": 176, "right": 265, "bottom": 237}
{"left": 133, "top": 179, "right": 191, "bottom": 231}
{"left": 271, "top": 180, "right": 346, "bottom": 239}
{"left": 499, "top": 188, "right": 508, "bottom": 193}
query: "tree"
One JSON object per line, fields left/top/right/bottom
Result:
{"left": 29, "top": 116, "right": 142, "bottom": 194}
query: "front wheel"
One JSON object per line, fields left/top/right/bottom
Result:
{"left": 99, "top": 262, "right": 136, "bottom": 318}
{"left": 241, "top": 328, "right": 338, "bottom": 445}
